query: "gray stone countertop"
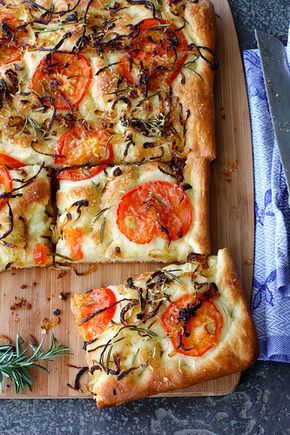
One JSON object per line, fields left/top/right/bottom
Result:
{"left": 0, "top": 1, "right": 289, "bottom": 434}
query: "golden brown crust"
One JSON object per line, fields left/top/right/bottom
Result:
{"left": 174, "top": 0, "right": 216, "bottom": 159}
{"left": 71, "top": 249, "right": 258, "bottom": 408}
{"left": 215, "top": 249, "right": 259, "bottom": 367}
{"left": 186, "top": 0, "right": 216, "bottom": 49}
{"left": 14, "top": 180, "right": 50, "bottom": 217}
{"left": 185, "top": 153, "right": 210, "bottom": 254}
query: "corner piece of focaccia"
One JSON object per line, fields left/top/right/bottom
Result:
{"left": 0, "top": 164, "right": 52, "bottom": 271}
{"left": 71, "top": 249, "right": 258, "bottom": 408}
{"left": 0, "top": 0, "right": 216, "bottom": 166}
{"left": 55, "top": 155, "right": 209, "bottom": 263}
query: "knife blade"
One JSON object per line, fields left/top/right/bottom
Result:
{"left": 255, "top": 29, "right": 290, "bottom": 193}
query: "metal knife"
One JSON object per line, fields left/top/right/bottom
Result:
{"left": 255, "top": 29, "right": 290, "bottom": 193}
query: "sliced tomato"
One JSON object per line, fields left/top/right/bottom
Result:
{"left": 31, "top": 53, "right": 92, "bottom": 110}
{"left": 63, "top": 227, "right": 84, "bottom": 260}
{"left": 118, "top": 55, "right": 136, "bottom": 87}
{"left": 33, "top": 243, "right": 50, "bottom": 266}
{"left": 78, "top": 288, "right": 117, "bottom": 341}
{"left": 0, "top": 13, "right": 26, "bottom": 66}
{"left": 118, "top": 18, "right": 188, "bottom": 88}
{"left": 161, "top": 295, "right": 223, "bottom": 357}
{"left": 0, "top": 166, "right": 12, "bottom": 212}
{"left": 116, "top": 180, "right": 192, "bottom": 244}
{"left": 54, "top": 127, "right": 114, "bottom": 166}
{"left": 57, "top": 164, "right": 107, "bottom": 181}
{"left": 0, "top": 154, "right": 24, "bottom": 168}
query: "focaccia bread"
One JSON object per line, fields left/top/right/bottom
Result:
{"left": 71, "top": 249, "right": 258, "bottom": 408}
{"left": 55, "top": 154, "right": 209, "bottom": 263}
{"left": 0, "top": 164, "right": 52, "bottom": 271}
{"left": 0, "top": 0, "right": 217, "bottom": 167}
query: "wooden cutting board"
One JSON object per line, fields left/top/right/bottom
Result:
{"left": 0, "top": 0, "right": 254, "bottom": 399}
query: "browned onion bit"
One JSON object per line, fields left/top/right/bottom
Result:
{"left": 111, "top": 96, "right": 132, "bottom": 109}
{"left": 71, "top": 199, "right": 89, "bottom": 221}
{"left": 176, "top": 332, "right": 193, "bottom": 352}
{"left": 137, "top": 300, "right": 163, "bottom": 324}
{"left": 167, "top": 156, "right": 186, "bottom": 183}
{"left": 0, "top": 202, "right": 13, "bottom": 240}
{"left": 95, "top": 62, "right": 121, "bottom": 76}
{"left": 73, "top": 0, "right": 94, "bottom": 51}
{"left": 107, "top": 353, "right": 121, "bottom": 375}
{"left": 178, "top": 300, "right": 202, "bottom": 323}
{"left": 49, "top": 32, "right": 73, "bottom": 52}
{"left": 186, "top": 252, "right": 208, "bottom": 265}
{"left": 187, "top": 43, "right": 219, "bottom": 71}
{"left": 116, "top": 365, "right": 141, "bottom": 381}
{"left": 80, "top": 298, "right": 137, "bottom": 325}
{"left": 126, "top": 277, "right": 137, "bottom": 289}
{"left": 120, "top": 300, "right": 139, "bottom": 326}
{"left": 67, "top": 366, "right": 88, "bottom": 391}
{"left": 0, "top": 164, "right": 44, "bottom": 201}
{"left": 24, "top": 0, "right": 81, "bottom": 16}
{"left": 18, "top": 216, "right": 28, "bottom": 249}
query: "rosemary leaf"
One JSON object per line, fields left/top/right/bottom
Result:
{"left": 163, "top": 269, "right": 183, "bottom": 284}
{"left": 0, "top": 335, "right": 71, "bottom": 394}
{"left": 100, "top": 217, "right": 106, "bottom": 243}
{"left": 92, "top": 206, "right": 112, "bottom": 225}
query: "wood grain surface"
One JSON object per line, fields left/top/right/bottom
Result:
{"left": 0, "top": 0, "right": 254, "bottom": 400}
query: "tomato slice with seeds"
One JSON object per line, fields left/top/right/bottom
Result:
{"left": 33, "top": 243, "right": 50, "bottom": 266}
{"left": 161, "top": 294, "right": 223, "bottom": 357}
{"left": 54, "top": 127, "right": 114, "bottom": 166}
{"left": 118, "top": 18, "right": 187, "bottom": 89}
{"left": 0, "top": 154, "right": 24, "bottom": 168}
{"left": 0, "top": 13, "right": 26, "bottom": 66}
{"left": 77, "top": 288, "right": 117, "bottom": 341}
{"left": 0, "top": 166, "right": 12, "bottom": 212}
{"left": 116, "top": 180, "right": 192, "bottom": 244}
{"left": 63, "top": 227, "right": 84, "bottom": 260}
{"left": 31, "top": 53, "right": 92, "bottom": 110}
{"left": 57, "top": 164, "right": 107, "bottom": 181}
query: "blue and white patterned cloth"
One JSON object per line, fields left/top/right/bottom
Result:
{"left": 242, "top": 33, "right": 290, "bottom": 363}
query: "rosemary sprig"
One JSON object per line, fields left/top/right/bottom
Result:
{"left": 137, "top": 91, "right": 160, "bottom": 106}
{"left": 0, "top": 335, "right": 71, "bottom": 393}
{"left": 100, "top": 217, "right": 106, "bottom": 243}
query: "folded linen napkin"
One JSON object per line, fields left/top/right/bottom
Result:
{"left": 242, "top": 31, "right": 290, "bottom": 362}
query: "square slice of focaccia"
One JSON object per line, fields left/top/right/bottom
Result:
{"left": 71, "top": 249, "right": 258, "bottom": 408}
{"left": 0, "top": 0, "right": 216, "bottom": 167}
{"left": 0, "top": 164, "right": 52, "bottom": 271}
{"left": 55, "top": 154, "right": 209, "bottom": 263}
